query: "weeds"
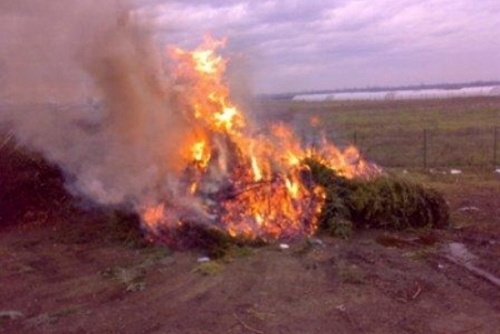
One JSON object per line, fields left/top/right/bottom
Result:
{"left": 193, "top": 261, "right": 225, "bottom": 276}
{"left": 25, "top": 306, "right": 81, "bottom": 327}
{"left": 100, "top": 266, "right": 146, "bottom": 292}
{"left": 338, "top": 263, "right": 365, "bottom": 284}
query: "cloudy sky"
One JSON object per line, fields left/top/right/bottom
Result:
{"left": 1, "top": 0, "right": 499, "bottom": 99}
{"left": 134, "top": 0, "right": 500, "bottom": 94}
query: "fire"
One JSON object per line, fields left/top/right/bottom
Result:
{"left": 142, "top": 203, "right": 165, "bottom": 231}
{"left": 170, "top": 36, "right": 245, "bottom": 134}
{"left": 140, "top": 36, "right": 378, "bottom": 242}
{"left": 190, "top": 139, "right": 210, "bottom": 169}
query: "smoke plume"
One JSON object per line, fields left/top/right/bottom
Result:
{"left": 0, "top": 0, "right": 194, "bottom": 210}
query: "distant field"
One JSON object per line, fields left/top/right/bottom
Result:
{"left": 256, "top": 96, "right": 500, "bottom": 168}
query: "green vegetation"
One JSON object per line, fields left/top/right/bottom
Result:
{"left": 25, "top": 306, "right": 82, "bottom": 327}
{"left": 338, "top": 262, "right": 366, "bottom": 284}
{"left": 100, "top": 266, "right": 146, "bottom": 292}
{"left": 306, "top": 158, "right": 449, "bottom": 237}
{"left": 193, "top": 261, "right": 225, "bottom": 276}
{"left": 151, "top": 222, "right": 266, "bottom": 259}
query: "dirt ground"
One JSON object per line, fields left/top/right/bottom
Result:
{"left": 2, "top": 140, "right": 500, "bottom": 334}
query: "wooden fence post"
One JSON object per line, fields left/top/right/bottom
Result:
{"left": 494, "top": 127, "right": 498, "bottom": 167}
{"left": 423, "top": 129, "right": 427, "bottom": 170}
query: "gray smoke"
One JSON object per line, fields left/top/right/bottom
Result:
{"left": 0, "top": 0, "right": 196, "bottom": 210}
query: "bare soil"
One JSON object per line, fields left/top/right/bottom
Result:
{"left": 2, "top": 140, "right": 500, "bottom": 334}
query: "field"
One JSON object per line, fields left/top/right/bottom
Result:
{"left": 1, "top": 97, "right": 500, "bottom": 333}
{"left": 256, "top": 96, "right": 500, "bottom": 168}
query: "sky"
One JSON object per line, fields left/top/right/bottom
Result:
{"left": 133, "top": 0, "right": 500, "bottom": 94}
{"left": 1, "top": 0, "right": 499, "bottom": 99}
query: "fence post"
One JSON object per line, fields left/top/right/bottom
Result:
{"left": 423, "top": 129, "right": 427, "bottom": 170}
{"left": 494, "top": 127, "right": 498, "bottom": 167}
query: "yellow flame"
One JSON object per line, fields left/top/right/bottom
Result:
{"left": 215, "top": 106, "right": 238, "bottom": 130}
{"left": 193, "top": 50, "right": 221, "bottom": 74}
{"left": 139, "top": 35, "right": 379, "bottom": 241}
{"left": 250, "top": 156, "right": 262, "bottom": 181}
{"left": 285, "top": 177, "right": 300, "bottom": 199}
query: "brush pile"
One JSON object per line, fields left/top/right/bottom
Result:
{"left": 305, "top": 158, "right": 449, "bottom": 238}
{"left": 148, "top": 156, "right": 450, "bottom": 255}
{"left": 0, "top": 138, "right": 450, "bottom": 255}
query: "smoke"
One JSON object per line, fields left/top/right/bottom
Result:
{"left": 0, "top": 0, "right": 195, "bottom": 210}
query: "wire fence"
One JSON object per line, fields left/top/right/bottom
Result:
{"left": 338, "top": 126, "right": 500, "bottom": 169}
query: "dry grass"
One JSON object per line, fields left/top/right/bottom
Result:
{"left": 257, "top": 97, "right": 500, "bottom": 168}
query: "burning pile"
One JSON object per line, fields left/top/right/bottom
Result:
{"left": 139, "top": 37, "right": 379, "bottom": 243}
{"left": 0, "top": 4, "right": 449, "bottom": 251}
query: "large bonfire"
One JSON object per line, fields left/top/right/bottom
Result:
{"left": 140, "top": 36, "right": 379, "bottom": 243}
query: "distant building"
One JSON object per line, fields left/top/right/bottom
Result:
{"left": 292, "top": 86, "right": 500, "bottom": 101}
{"left": 489, "top": 86, "right": 500, "bottom": 96}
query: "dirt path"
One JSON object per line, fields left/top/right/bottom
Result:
{"left": 2, "top": 220, "right": 500, "bottom": 334}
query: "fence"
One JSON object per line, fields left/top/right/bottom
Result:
{"left": 323, "top": 126, "right": 500, "bottom": 169}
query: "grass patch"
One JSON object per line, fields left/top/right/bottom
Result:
{"left": 25, "top": 306, "right": 81, "bottom": 327}
{"left": 259, "top": 97, "right": 500, "bottom": 168}
{"left": 225, "top": 245, "right": 254, "bottom": 259}
{"left": 150, "top": 222, "right": 266, "bottom": 258}
{"left": 100, "top": 266, "right": 146, "bottom": 292}
{"left": 337, "top": 262, "right": 365, "bottom": 284}
{"left": 403, "top": 249, "right": 435, "bottom": 261}
{"left": 193, "top": 261, "right": 225, "bottom": 276}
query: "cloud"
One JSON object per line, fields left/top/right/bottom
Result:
{"left": 2, "top": 0, "right": 498, "bottom": 95}
{"left": 131, "top": 0, "right": 500, "bottom": 93}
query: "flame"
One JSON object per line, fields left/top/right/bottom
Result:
{"left": 142, "top": 203, "right": 165, "bottom": 231}
{"left": 191, "top": 139, "right": 211, "bottom": 168}
{"left": 140, "top": 36, "right": 379, "bottom": 242}
{"left": 169, "top": 36, "right": 245, "bottom": 134}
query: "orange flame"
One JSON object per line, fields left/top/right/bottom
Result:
{"left": 140, "top": 36, "right": 379, "bottom": 242}
{"left": 169, "top": 36, "right": 245, "bottom": 134}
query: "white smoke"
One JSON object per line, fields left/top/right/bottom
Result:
{"left": 0, "top": 0, "right": 195, "bottom": 210}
